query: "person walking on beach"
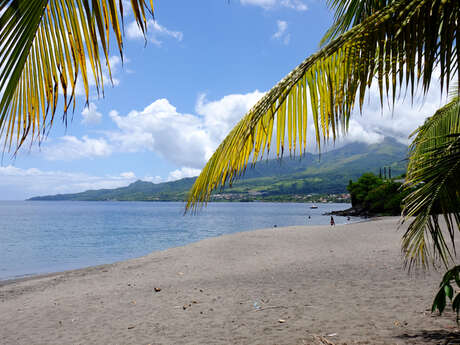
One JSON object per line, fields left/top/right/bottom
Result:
{"left": 330, "top": 216, "right": 335, "bottom": 226}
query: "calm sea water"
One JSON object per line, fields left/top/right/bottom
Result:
{"left": 0, "top": 201, "right": 354, "bottom": 280}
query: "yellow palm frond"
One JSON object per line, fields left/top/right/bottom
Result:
{"left": 0, "top": 0, "right": 154, "bottom": 152}
{"left": 186, "top": 0, "right": 459, "bottom": 211}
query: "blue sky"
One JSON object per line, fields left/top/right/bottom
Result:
{"left": 0, "top": 0, "right": 447, "bottom": 199}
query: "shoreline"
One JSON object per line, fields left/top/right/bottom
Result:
{"left": 0, "top": 217, "right": 371, "bottom": 287}
{"left": 1, "top": 217, "right": 457, "bottom": 345}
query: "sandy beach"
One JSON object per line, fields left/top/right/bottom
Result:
{"left": 1, "top": 217, "right": 458, "bottom": 345}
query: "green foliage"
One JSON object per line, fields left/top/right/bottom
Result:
{"left": 432, "top": 266, "right": 460, "bottom": 323}
{"left": 402, "top": 95, "right": 460, "bottom": 268}
{"left": 347, "top": 172, "right": 407, "bottom": 215}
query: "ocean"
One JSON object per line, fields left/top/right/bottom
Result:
{"left": 0, "top": 201, "right": 355, "bottom": 281}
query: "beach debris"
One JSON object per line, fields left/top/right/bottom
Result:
{"left": 313, "top": 335, "right": 338, "bottom": 345}
{"left": 199, "top": 289, "right": 204, "bottom": 293}
{"left": 254, "top": 302, "right": 261, "bottom": 310}
{"left": 131, "top": 300, "right": 136, "bottom": 305}
{"left": 177, "top": 272, "right": 184, "bottom": 276}
{"left": 254, "top": 305, "right": 289, "bottom": 312}
{"left": 127, "top": 325, "right": 136, "bottom": 329}
{"left": 327, "top": 333, "right": 337, "bottom": 337}
{"left": 278, "top": 319, "right": 286, "bottom": 323}
{"left": 154, "top": 287, "right": 162, "bottom": 292}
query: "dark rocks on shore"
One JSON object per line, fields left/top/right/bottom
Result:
{"left": 325, "top": 207, "right": 373, "bottom": 218}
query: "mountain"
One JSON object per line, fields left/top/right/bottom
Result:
{"left": 28, "top": 137, "right": 408, "bottom": 202}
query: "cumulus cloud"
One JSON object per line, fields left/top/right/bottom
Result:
{"left": 108, "top": 99, "right": 212, "bottom": 167}
{"left": 105, "top": 91, "right": 265, "bottom": 168}
{"left": 42, "top": 136, "right": 112, "bottom": 161}
{"left": 272, "top": 20, "right": 290, "bottom": 45}
{"left": 240, "top": 0, "right": 307, "bottom": 11}
{"left": 81, "top": 102, "right": 102, "bottom": 125}
{"left": 0, "top": 166, "right": 138, "bottom": 200}
{"left": 127, "top": 20, "right": 183, "bottom": 46}
{"left": 334, "top": 81, "right": 447, "bottom": 147}
{"left": 195, "top": 91, "right": 265, "bottom": 143}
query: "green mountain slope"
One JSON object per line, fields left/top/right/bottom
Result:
{"left": 29, "top": 137, "right": 407, "bottom": 202}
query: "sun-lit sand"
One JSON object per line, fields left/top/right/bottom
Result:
{"left": 1, "top": 217, "right": 458, "bottom": 344}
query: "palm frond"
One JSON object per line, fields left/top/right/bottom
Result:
{"left": 0, "top": 0, "right": 154, "bottom": 152}
{"left": 402, "top": 94, "right": 460, "bottom": 269}
{"left": 186, "top": 0, "right": 459, "bottom": 211}
{"left": 320, "top": 0, "right": 397, "bottom": 46}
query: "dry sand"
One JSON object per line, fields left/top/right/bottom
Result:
{"left": 1, "top": 217, "right": 459, "bottom": 345}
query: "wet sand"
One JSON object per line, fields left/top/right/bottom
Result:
{"left": 1, "top": 217, "right": 458, "bottom": 344}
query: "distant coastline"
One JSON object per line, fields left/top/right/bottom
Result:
{"left": 27, "top": 138, "right": 407, "bottom": 203}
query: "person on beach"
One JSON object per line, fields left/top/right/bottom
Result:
{"left": 330, "top": 216, "right": 335, "bottom": 226}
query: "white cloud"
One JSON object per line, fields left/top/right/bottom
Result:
{"left": 106, "top": 91, "right": 265, "bottom": 168}
{"left": 142, "top": 167, "right": 200, "bottom": 184}
{"left": 0, "top": 166, "right": 138, "bottom": 200}
{"left": 196, "top": 91, "right": 266, "bottom": 143}
{"left": 81, "top": 102, "right": 102, "bottom": 125}
{"left": 240, "top": 0, "right": 307, "bottom": 11}
{"left": 127, "top": 20, "right": 183, "bottom": 46}
{"left": 120, "top": 171, "right": 136, "bottom": 179}
{"left": 108, "top": 99, "right": 212, "bottom": 167}
{"left": 42, "top": 136, "right": 112, "bottom": 161}
{"left": 272, "top": 20, "right": 290, "bottom": 45}
{"left": 281, "top": 0, "right": 308, "bottom": 11}
{"left": 336, "top": 81, "right": 447, "bottom": 146}
{"left": 167, "top": 167, "right": 201, "bottom": 180}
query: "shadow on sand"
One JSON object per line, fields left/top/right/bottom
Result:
{"left": 397, "top": 329, "right": 460, "bottom": 344}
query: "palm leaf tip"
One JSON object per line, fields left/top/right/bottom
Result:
{"left": 0, "top": 0, "right": 154, "bottom": 153}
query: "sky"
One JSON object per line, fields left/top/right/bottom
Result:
{"left": 0, "top": 0, "right": 449, "bottom": 200}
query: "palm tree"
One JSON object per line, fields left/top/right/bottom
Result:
{"left": 0, "top": 0, "right": 154, "bottom": 152}
{"left": 185, "top": 0, "right": 459, "bottom": 293}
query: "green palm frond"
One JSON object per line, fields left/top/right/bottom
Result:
{"left": 402, "top": 94, "right": 460, "bottom": 269}
{"left": 0, "top": 0, "right": 154, "bottom": 152}
{"left": 320, "top": 0, "right": 397, "bottom": 46}
{"left": 186, "top": 0, "right": 459, "bottom": 211}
